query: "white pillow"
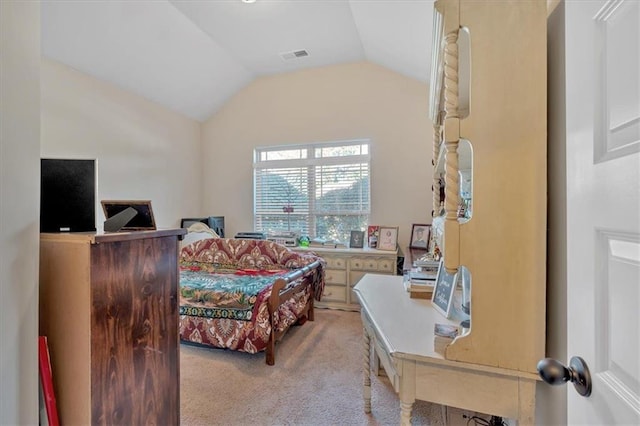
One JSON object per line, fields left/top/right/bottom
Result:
{"left": 181, "top": 222, "right": 220, "bottom": 247}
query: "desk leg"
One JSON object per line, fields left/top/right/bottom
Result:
{"left": 363, "top": 327, "right": 372, "bottom": 413}
{"left": 400, "top": 401, "right": 413, "bottom": 426}
{"left": 399, "top": 361, "right": 416, "bottom": 426}
{"left": 517, "top": 378, "right": 536, "bottom": 425}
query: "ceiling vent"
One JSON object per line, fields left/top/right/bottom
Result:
{"left": 280, "top": 49, "right": 309, "bottom": 61}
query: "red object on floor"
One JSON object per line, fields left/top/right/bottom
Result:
{"left": 38, "top": 336, "right": 60, "bottom": 426}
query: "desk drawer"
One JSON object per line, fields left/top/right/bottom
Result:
{"left": 373, "top": 335, "right": 399, "bottom": 392}
{"left": 362, "top": 311, "right": 399, "bottom": 391}
{"left": 350, "top": 257, "right": 395, "bottom": 273}
{"left": 376, "top": 258, "right": 395, "bottom": 273}
{"left": 413, "top": 363, "right": 522, "bottom": 419}
{"left": 325, "top": 257, "right": 347, "bottom": 270}
{"left": 324, "top": 269, "right": 347, "bottom": 285}
{"left": 349, "top": 258, "right": 366, "bottom": 270}
{"left": 320, "top": 285, "right": 347, "bottom": 303}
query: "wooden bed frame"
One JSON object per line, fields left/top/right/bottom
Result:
{"left": 178, "top": 235, "right": 325, "bottom": 366}
{"left": 265, "top": 259, "right": 321, "bottom": 365}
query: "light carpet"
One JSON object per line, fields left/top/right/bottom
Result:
{"left": 179, "top": 309, "right": 449, "bottom": 426}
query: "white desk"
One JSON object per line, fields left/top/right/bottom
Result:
{"left": 353, "top": 274, "right": 538, "bottom": 425}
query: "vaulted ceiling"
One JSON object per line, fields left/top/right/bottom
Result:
{"left": 42, "top": 0, "right": 434, "bottom": 122}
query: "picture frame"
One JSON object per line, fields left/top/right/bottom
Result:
{"left": 409, "top": 223, "right": 431, "bottom": 250}
{"left": 377, "top": 226, "right": 398, "bottom": 251}
{"left": 349, "top": 230, "right": 365, "bottom": 248}
{"left": 101, "top": 200, "right": 156, "bottom": 231}
{"left": 431, "top": 259, "right": 459, "bottom": 318}
{"left": 367, "top": 225, "right": 380, "bottom": 248}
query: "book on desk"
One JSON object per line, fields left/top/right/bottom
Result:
{"left": 404, "top": 269, "right": 436, "bottom": 299}
{"left": 409, "top": 282, "right": 434, "bottom": 299}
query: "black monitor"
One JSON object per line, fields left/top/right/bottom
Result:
{"left": 181, "top": 216, "right": 224, "bottom": 237}
{"left": 40, "top": 158, "right": 96, "bottom": 232}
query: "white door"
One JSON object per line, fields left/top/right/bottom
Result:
{"left": 566, "top": 0, "right": 640, "bottom": 424}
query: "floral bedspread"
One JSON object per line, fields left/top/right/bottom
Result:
{"left": 178, "top": 238, "right": 325, "bottom": 355}
{"left": 179, "top": 267, "right": 289, "bottom": 321}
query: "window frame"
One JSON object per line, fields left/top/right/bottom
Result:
{"left": 253, "top": 139, "right": 371, "bottom": 239}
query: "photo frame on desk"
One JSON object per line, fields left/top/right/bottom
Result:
{"left": 431, "top": 259, "right": 458, "bottom": 318}
{"left": 409, "top": 223, "right": 431, "bottom": 250}
{"left": 349, "top": 230, "right": 365, "bottom": 248}
{"left": 367, "top": 225, "right": 380, "bottom": 248}
{"left": 377, "top": 226, "right": 398, "bottom": 251}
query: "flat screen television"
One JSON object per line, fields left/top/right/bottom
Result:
{"left": 181, "top": 216, "right": 224, "bottom": 237}
{"left": 40, "top": 158, "right": 96, "bottom": 232}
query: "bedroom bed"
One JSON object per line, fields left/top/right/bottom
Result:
{"left": 178, "top": 235, "right": 325, "bottom": 365}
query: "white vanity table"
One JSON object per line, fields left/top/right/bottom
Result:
{"left": 354, "top": 273, "right": 539, "bottom": 425}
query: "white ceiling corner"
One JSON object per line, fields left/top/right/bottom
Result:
{"left": 349, "top": 0, "right": 433, "bottom": 83}
{"left": 41, "top": 0, "right": 433, "bottom": 122}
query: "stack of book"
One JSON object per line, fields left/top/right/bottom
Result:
{"left": 412, "top": 258, "right": 439, "bottom": 277}
{"left": 409, "top": 283, "right": 434, "bottom": 299}
{"left": 406, "top": 268, "right": 436, "bottom": 299}
{"left": 433, "top": 323, "right": 459, "bottom": 355}
{"left": 410, "top": 268, "right": 437, "bottom": 281}
{"left": 309, "top": 238, "right": 345, "bottom": 249}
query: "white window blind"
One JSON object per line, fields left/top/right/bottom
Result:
{"left": 254, "top": 140, "right": 370, "bottom": 242}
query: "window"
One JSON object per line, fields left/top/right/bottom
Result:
{"left": 254, "top": 140, "right": 370, "bottom": 242}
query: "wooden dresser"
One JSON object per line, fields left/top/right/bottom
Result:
{"left": 294, "top": 246, "right": 397, "bottom": 311}
{"left": 39, "top": 229, "right": 185, "bottom": 425}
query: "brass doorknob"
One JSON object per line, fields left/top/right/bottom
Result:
{"left": 536, "top": 356, "right": 592, "bottom": 397}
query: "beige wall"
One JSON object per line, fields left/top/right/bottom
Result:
{"left": 202, "top": 62, "right": 433, "bottom": 248}
{"left": 0, "top": 1, "right": 41, "bottom": 423}
{"left": 41, "top": 59, "right": 203, "bottom": 230}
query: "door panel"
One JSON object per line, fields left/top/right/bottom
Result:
{"left": 566, "top": 0, "right": 640, "bottom": 424}
{"left": 595, "top": 232, "right": 639, "bottom": 414}
{"left": 593, "top": 0, "right": 639, "bottom": 161}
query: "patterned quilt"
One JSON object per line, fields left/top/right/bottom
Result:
{"left": 178, "top": 238, "right": 325, "bottom": 355}
{"left": 179, "top": 266, "right": 290, "bottom": 321}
